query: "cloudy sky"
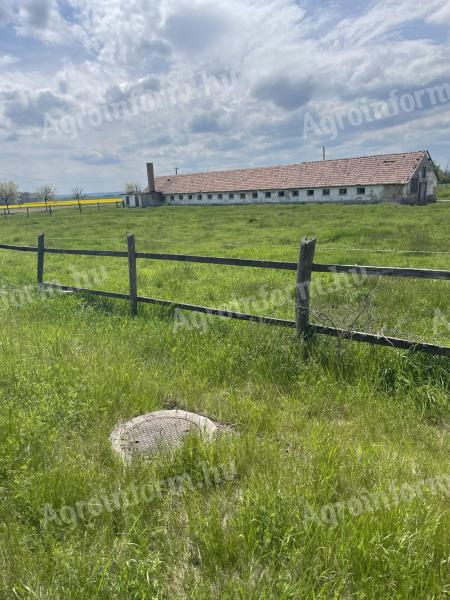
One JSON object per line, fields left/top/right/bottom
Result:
{"left": 0, "top": 0, "right": 449, "bottom": 194}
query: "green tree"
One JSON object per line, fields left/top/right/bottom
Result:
{"left": 435, "top": 162, "right": 450, "bottom": 183}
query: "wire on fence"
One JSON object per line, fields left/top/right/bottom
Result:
{"left": 0, "top": 234, "right": 449, "bottom": 357}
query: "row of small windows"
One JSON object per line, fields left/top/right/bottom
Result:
{"left": 168, "top": 187, "right": 366, "bottom": 201}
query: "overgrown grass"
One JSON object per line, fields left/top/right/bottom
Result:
{"left": 0, "top": 202, "right": 449, "bottom": 598}
{"left": 437, "top": 183, "right": 450, "bottom": 200}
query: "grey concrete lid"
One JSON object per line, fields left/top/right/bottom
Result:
{"left": 111, "top": 410, "right": 217, "bottom": 461}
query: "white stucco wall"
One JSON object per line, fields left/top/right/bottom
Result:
{"left": 124, "top": 194, "right": 140, "bottom": 207}
{"left": 163, "top": 185, "right": 387, "bottom": 205}
{"left": 407, "top": 155, "right": 438, "bottom": 199}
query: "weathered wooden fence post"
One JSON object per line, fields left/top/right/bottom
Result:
{"left": 37, "top": 233, "right": 45, "bottom": 289}
{"left": 127, "top": 234, "right": 138, "bottom": 316}
{"left": 295, "top": 237, "right": 317, "bottom": 337}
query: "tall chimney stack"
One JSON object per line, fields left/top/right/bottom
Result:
{"left": 147, "top": 162, "right": 155, "bottom": 192}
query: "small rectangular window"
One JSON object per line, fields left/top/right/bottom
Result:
{"left": 240, "top": 192, "right": 246, "bottom": 199}
{"left": 322, "top": 189, "right": 330, "bottom": 196}
{"left": 170, "top": 195, "right": 175, "bottom": 201}
{"left": 252, "top": 192, "right": 258, "bottom": 198}
{"left": 207, "top": 194, "right": 213, "bottom": 200}
{"left": 339, "top": 188, "right": 347, "bottom": 195}
{"left": 278, "top": 191, "right": 285, "bottom": 197}
{"left": 422, "top": 167, "right": 427, "bottom": 177}
{"left": 307, "top": 190, "right": 314, "bottom": 197}
{"left": 218, "top": 193, "right": 223, "bottom": 200}
{"left": 265, "top": 191, "right": 271, "bottom": 198}
{"left": 357, "top": 187, "right": 365, "bottom": 195}
{"left": 229, "top": 193, "right": 234, "bottom": 199}
{"left": 292, "top": 190, "right": 299, "bottom": 197}
{"left": 188, "top": 194, "right": 193, "bottom": 200}
{"left": 178, "top": 195, "right": 183, "bottom": 200}
{"left": 197, "top": 194, "right": 202, "bottom": 200}
{"left": 410, "top": 178, "right": 419, "bottom": 193}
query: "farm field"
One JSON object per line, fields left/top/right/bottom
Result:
{"left": 0, "top": 202, "right": 449, "bottom": 598}
{"left": 2, "top": 197, "right": 121, "bottom": 212}
{"left": 438, "top": 183, "right": 450, "bottom": 200}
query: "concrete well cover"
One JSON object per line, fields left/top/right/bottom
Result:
{"left": 111, "top": 410, "right": 217, "bottom": 460}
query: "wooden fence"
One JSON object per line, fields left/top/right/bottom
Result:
{"left": 1, "top": 234, "right": 449, "bottom": 357}
{"left": 2, "top": 199, "right": 123, "bottom": 217}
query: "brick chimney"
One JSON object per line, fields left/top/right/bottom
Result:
{"left": 147, "top": 162, "right": 155, "bottom": 192}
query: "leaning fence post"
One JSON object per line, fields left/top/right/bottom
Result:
{"left": 37, "top": 233, "right": 45, "bottom": 289}
{"left": 127, "top": 234, "right": 138, "bottom": 316}
{"left": 295, "top": 237, "right": 317, "bottom": 337}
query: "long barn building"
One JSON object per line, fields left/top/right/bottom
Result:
{"left": 125, "top": 151, "right": 438, "bottom": 208}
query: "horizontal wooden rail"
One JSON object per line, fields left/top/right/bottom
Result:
{"left": 0, "top": 244, "right": 296, "bottom": 268}
{"left": 43, "top": 283, "right": 296, "bottom": 328}
{"left": 43, "top": 248, "right": 297, "bottom": 268}
{"left": 1, "top": 233, "right": 449, "bottom": 357}
{"left": 136, "top": 252, "right": 297, "bottom": 270}
{"left": 0, "top": 243, "right": 38, "bottom": 252}
{"left": 313, "top": 263, "right": 450, "bottom": 280}
{"left": 44, "top": 248, "right": 297, "bottom": 269}
{"left": 43, "top": 282, "right": 450, "bottom": 356}
{"left": 1, "top": 243, "right": 449, "bottom": 280}
{"left": 310, "top": 324, "right": 450, "bottom": 356}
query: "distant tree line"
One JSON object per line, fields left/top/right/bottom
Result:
{"left": 0, "top": 181, "right": 59, "bottom": 212}
{"left": 436, "top": 163, "right": 450, "bottom": 184}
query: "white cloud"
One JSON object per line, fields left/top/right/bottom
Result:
{"left": 425, "top": 1, "right": 450, "bottom": 25}
{"left": 1, "top": 87, "right": 73, "bottom": 128}
{"left": 0, "top": 0, "right": 449, "bottom": 191}
{"left": 11, "top": 0, "right": 85, "bottom": 45}
{"left": 0, "top": 54, "right": 19, "bottom": 66}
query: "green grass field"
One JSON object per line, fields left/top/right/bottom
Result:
{"left": 0, "top": 200, "right": 449, "bottom": 598}
{"left": 438, "top": 183, "right": 450, "bottom": 200}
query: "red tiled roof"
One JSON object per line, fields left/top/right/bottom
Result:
{"left": 152, "top": 151, "right": 426, "bottom": 195}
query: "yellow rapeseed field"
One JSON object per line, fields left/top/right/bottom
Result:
{"left": 5, "top": 198, "right": 122, "bottom": 209}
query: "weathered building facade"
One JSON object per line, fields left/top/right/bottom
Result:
{"left": 125, "top": 151, "right": 438, "bottom": 208}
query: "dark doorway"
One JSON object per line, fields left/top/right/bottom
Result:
{"left": 419, "top": 181, "right": 427, "bottom": 203}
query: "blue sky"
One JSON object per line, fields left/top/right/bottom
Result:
{"left": 0, "top": 0, "right": 449, "bottom": 193}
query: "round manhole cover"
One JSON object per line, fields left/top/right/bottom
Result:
{"left": 111, "top": 410, "right": 217, "bottom": 461}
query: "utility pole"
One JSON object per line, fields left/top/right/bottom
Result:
{"left": 175, "top": 167, "right": 179, "bottom": 175}
{"left": 322, "top": 146, "right": 326, "bottom": 161}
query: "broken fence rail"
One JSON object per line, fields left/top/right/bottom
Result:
{"left": 0, "top": 234, "right": 449, "bottom": 357}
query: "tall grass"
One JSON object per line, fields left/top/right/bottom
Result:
{"left": 0, "top": 202, "right": 449, "bottom": 598}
